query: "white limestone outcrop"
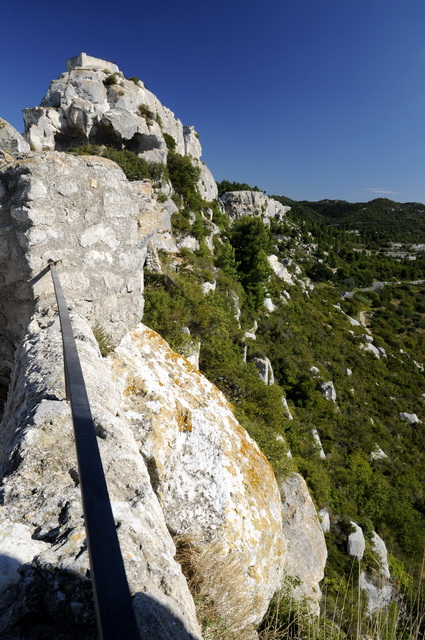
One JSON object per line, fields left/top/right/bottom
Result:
{"left": 23, "top": 54, "right": 217, "bottom": 202}
{"left": 219, "top": 190, "right": 289, "bottom": 222}
{"left": 279, "top": 473, "right": 328, "bottom": 612}
{"left": 360, "top": 532, "right": 392, "bottom": 613}
{"left": 347, "top": 522, "right": 365, "bottom": 560}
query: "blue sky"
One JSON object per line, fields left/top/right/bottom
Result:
{"left": 2, "top": 0, "right": 425, "bottom": 203}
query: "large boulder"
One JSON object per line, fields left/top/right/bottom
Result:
{"left": 113, "top": 325, "right": 286, "bottom": 631}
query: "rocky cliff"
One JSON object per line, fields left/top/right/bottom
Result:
{"left": 0, "top": 55, "right": 329, "bottom": 639}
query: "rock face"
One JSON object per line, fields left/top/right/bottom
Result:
{"left": 219, "top": 191, "right": 289, "bottom": 222}
{"left": 279, "top": 473, "right": 327, "bottom": 612}
{"left": 23, "top": 54, "right": 217, "bottom": 201}
{"left": 347, "top": 522, "right": 365, "bottom": 560}
{"left": 253, "top": 356, "right": 275, "bottom": 385}
{"left": 267, "top": 255, "right": 295, "bottom": 284}
{"left": 360, "top": 532, "right": 392, "bottom": 613}
{"left": 0, "top": 119, "right": 30, "bottom": 156}
{"left": 113, "top": 325, "right": 286, "bottom": 630}
{"left": 0, "top": 152, "right": 146, "bottom": 390}
{"left": 0, "top": 311, "right": 202, "bottom": 639}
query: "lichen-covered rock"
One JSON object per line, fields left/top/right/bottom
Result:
{"left": 113, "top": 324, "right": 286, "bottom": 629}
{"left": 279, "top": 473, "right": 327, "bottom": 612}
{"left": 0, "top": 311, "right": 202, "bottom": 639}
{"left": 219, "top": 190, "right": 289, "bottom": 222}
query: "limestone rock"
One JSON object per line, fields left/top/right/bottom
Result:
{"left": 23, "top": 54, "right": 217, "bottom": 199}
{"left": 267, "top": 255, "right": 295, "bottom": 284}
{"left": 0, "top": 118, "right": 30, "bottom": 155}
{"left": 281, "top": 396, "right": 293, "bottom": 420}
{"left": 279, "top": 473, "right": 327, "bottom": 612}
{"left": 318, "top": 508, "right": 330, "bottom": 533}
{"left": 312, "top": 429, "right": 326, "bottom": 459}
{"left": 318, "top": 381, "right": 337, "bottom": 402}
{"left": 371, "top": 445, "right": 388, "bottom": 461}
{"left": 263, "top": 296, "right": 276, "bottom": 312}
{"left": 399, "top": 412, "right": 420, "bottom": 424}
{"left": 219, "top": 191, "right": 289, "bottom": 222}
{"left": 360, "top": 532, "right": 392, "bottom": 613}
{"left": 113, "top": 325, "right": 286, "bottom": 629}
{"left": 0, "top": 311, "right": 202, "bottom": 639}
{"left": 0, "top": 152, "right": 146, "bottom": 387}
{"left": 253, "top": 356, "right": 275, "bottom": 385}
{"left": 347, "top": 522, "right": 365, "bottom": 560}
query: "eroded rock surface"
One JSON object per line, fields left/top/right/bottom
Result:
{"left": 113, "top": 325, "right": 286, "bottom": 629}
{"left": 279, "top": 473, "right": 327, "bottom": 612}
{"left": 219, "top": 191, "right": 289, "bottom": 222}
{"left": 0, "top": 311, "right": 202, "bottom": 639}
{"left": 0, "top": 152, "right": 146, "bottom": 387}
{"left": 23, "top": 54, "right": 217, "bottom": 202}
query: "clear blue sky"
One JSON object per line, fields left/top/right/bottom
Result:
{"left": 2, "top": 0, "right": 425, "bottom": 203}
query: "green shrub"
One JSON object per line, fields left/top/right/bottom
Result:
{"left": 104, "top": 73, "right": 118, "bottom": 86}
{"left": 163, "top": 132, "right": 177, "bottom": 152}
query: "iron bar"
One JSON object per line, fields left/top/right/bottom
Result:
{"left": 48, "top": 260, "right": 140, "bottom": 640}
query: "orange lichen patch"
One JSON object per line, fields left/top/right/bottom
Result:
{"left": 176, "top": 405, "right": 193, "bottom": 432}
{"left": 123, "top": 375, "right": 149, "bottom": 400}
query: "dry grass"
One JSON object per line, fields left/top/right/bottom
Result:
{"left": 174, "top": 535, "right": 259, "bottom": 640}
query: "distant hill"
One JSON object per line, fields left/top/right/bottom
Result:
{"left": 272, "top": 196, "right": 425, "bottom": 246}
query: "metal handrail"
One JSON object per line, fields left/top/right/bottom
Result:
{"left": 48, "top": 260, "right": 140, "bottom": 640}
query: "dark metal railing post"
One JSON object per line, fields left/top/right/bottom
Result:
{"left": 48, "top": 260, "right": 140, "bottom": 640}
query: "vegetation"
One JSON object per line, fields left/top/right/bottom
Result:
{"left": 142, "top": 181, "right": 425, "bottom": 638}
{"left": 217, "top": 179, "right": 263, "bottom": 196}
{"left": 92, "top": 324, "right": 115, "bottom": 357}
{"left": 68, "top": 145, "right": 167, "bottom": 183}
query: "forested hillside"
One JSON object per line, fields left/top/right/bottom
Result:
{"left": 142, "top": 182, "right": 425, "bottom": 638}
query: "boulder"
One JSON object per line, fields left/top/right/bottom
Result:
{"left": 253, "top": 356, "right": 275, "bottom": 385}
{"left": 318, "top": 508, "right": 330, "bottom": 533}
{"left": 267, "top": 255, "right": 295, "bottom": 284}
{"left": 347, "top": 522, "right": 365, "bottom": 560}
{"left": 318, "top": 381, "right": 337, "bottom": 402}
{"left": 114, "top": 325, "right": 286, "bottom": 630}
{"left": 312, "top": 429, "right": 326, "bottom": 459}
{"left": 360, "top": 532, "right": 392, "bottom": 613}
{"left": 279, "top": 473, "right": 327, "bottom": 612}
{"left": 399, "top": 412, "right": 420, "bottom": 424}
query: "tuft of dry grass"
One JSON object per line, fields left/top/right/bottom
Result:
{"left": 174, "top": 535, "right": 259, "bottom": 640}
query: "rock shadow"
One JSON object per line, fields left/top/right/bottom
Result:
{"left": 0, "top": 556, "right": 199, "bottom": 640}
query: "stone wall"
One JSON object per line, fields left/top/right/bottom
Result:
{"left": 0, "top": 152, "right": 147, "bottom": 390}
